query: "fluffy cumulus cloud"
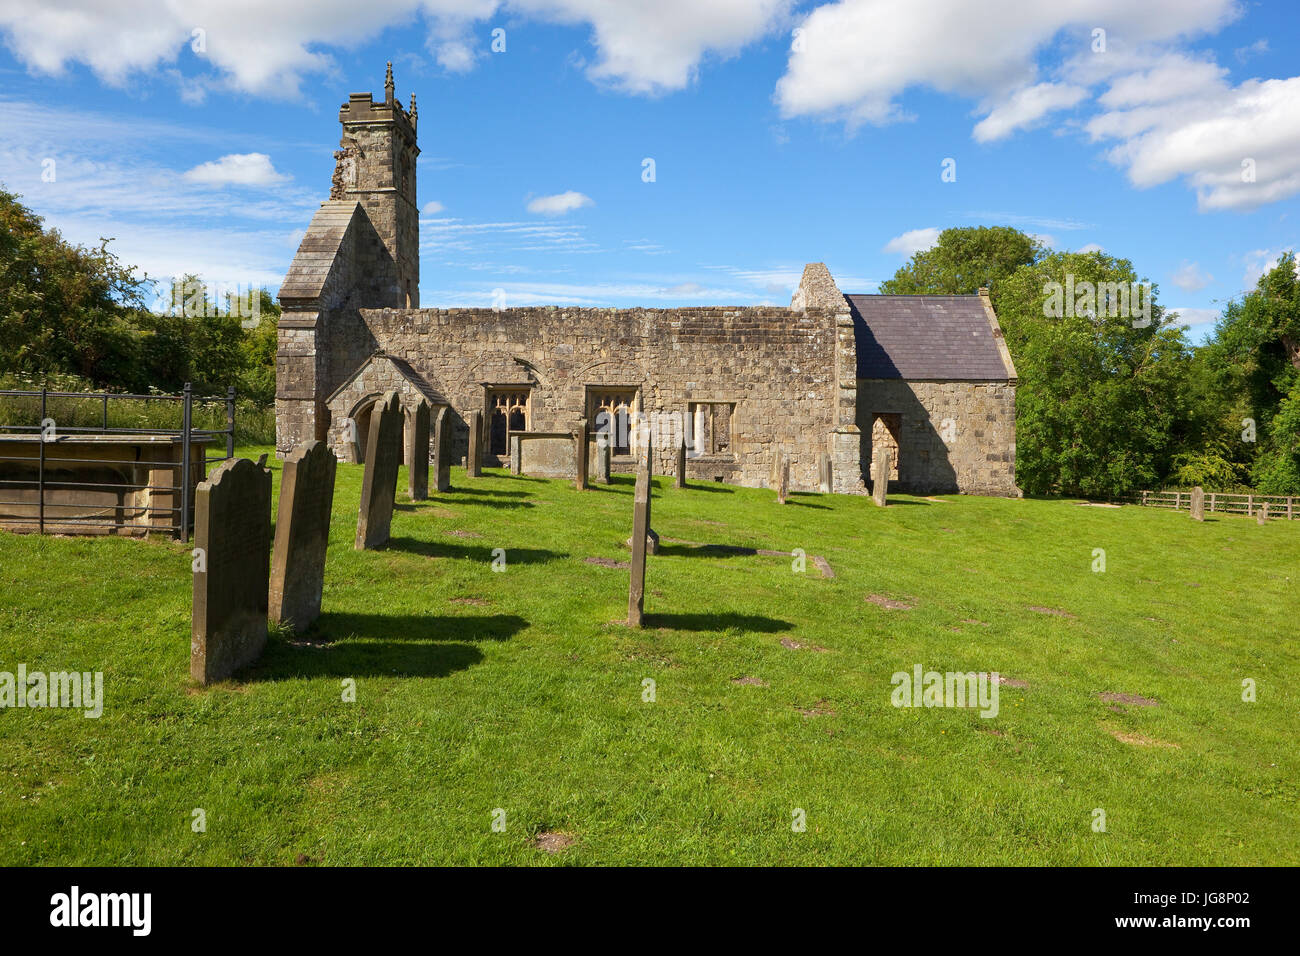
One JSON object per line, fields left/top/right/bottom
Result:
{"left": 0, "top": 0, "right": 790, "bottom": 97}
{"left": 775, "top": 0, "right": 1236, "bottom": 128}
{"left": 526, "top": 190, "right": 593, "bottom": 215}
{"left": 182, "top": 153, "right": 289, "bottom": 186}
{"left": 882, "top": 227, "right": 940, "bottom": 256}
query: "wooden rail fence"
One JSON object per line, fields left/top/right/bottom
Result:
{"left": 1138, "top": 490, "right": 1296, "bottom": 520}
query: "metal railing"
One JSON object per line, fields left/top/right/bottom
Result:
{"left": 0, "top": 384, "right": 236, "bottom": 540}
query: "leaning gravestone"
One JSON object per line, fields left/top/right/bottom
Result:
{"left": 191, "top": 457, "right": 272, "bottom": 684}
{"left": 818, "top": 453, "right": 833, "bottom": 494}
{"left": 467, "top": 410, "right": 483, "bottom": 477}
{"left": 574, "top": 419, "right": 589, "bottom": 490}
{"left": 432, "top": 405, "right": 451, "bottom": 493}
{"left": 872, "top": 445, "right": 890, "bottom": 507}
{"left": 628, "top": 456, "right": 653, "bottom": 628}
{"left": 1190, "top": 486, "right": 1205, "bottom": 521}
{"left": 778, "top": 458, "right": 789, "bottom": 504}
{"left": 406, "top": 399, "right": 430, "bottom": 501}
{"left": 269, "top": 441, "right": 337, "bottom": 632}
{"left": 675, "top": 437, "right": 687, "bottom": 489}
{"left": 594, "top": 436, "right": 611, "bottom": 484}
{"left": 355, "top": 390, "right": 403, "bottom": 550}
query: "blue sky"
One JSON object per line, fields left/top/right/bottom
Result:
{"left": 1, "top": 1, "right": 1298, "bottom": 342}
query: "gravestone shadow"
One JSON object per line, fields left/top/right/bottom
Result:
{"left": 385, "top": 535, "right": 565, "bottom": 564}
{"left": 643, "top": 612, "right": 793, "bottom": 633}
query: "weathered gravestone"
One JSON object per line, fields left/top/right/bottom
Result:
{"left": 432, "top": 405, "right": 451, "bottom": 493}
{"left": 1257, "top": 502, "right": 1269, "bottom": 525}
{"left": 593, "top": 435, "right": 611, "bottom": 484}
{"left": 628, "top": 457, "right": 653, "bottom": 628}
{"left": 778, "top": 458, "right": 790, "bottom": 504}
{"left": 191, "top": 457, "right": 272, "bottom": 684}
{"left": 406, "top": 399, "right": 430, "bottom": 501}
{"left": 355, "top": 390, "right": 403, "bottom": 550}
{"left": 269, "top": 441, "right": 337, "bottom": 632}
{"left": 818, "top": 452, "right": 833, "bottom": 494}
{"left": 624, "top": 438, "right": 659, "bottom": 554}
{"left": 1190, "top": 486, "right": 1205, "bottom": 521}
{"left": 872, "top": 445, "right": 890, "bottom": 507}
{"left": 509, "top": 434, "right": 521, "bottom": 475}
{"left": 675, "top": 436, "right": 687, "bottom": 489}
{"left": 574, "top": 419, "right": 589, "bottom": 490}
{"left": 467, "top": 410, "right": 483, "bottom": 477}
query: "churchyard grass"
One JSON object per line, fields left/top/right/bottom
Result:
{"left": 1, "top": 446, "right": 1297, "bottom": 865}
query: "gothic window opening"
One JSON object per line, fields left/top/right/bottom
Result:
{"left": 588, "top": 388, "right": 637, "bottom": 456}
{"left": 488, "top": 389, "right": 529, "bottom": 456}
{"left": 688, "top": 402, "right": 735, "bottom": 456}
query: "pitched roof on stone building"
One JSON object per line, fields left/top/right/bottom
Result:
{"left": 324, "top": 350, "right": 446, "bottom": 408}
{"left": 846, "top": 294, "right": 1016, "bottom": 381}
{"left": 278, "top": 200, "right": 362, "bottom": 305}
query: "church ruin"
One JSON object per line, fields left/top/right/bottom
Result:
{"left": 276, "top": 67, "right": 1020, "bottom": 497}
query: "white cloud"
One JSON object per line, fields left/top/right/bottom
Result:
{"left": 0, "top": 0, "right": 791, "bottom": 98}
{"left": 526, "top": 190, "right": 593, "bottom": 216}
{"left": 774, "top": 0, "right": 1237, "bottom": 128}
{"left": 182, "top": 153, "right": 289, "bottom": 187}
{"left": 973, "top": 82, "right": 1087, "bottom": 143}
{"left": 1170, "top": 261, "right": 1212, "bottom": 291}
{"left": 422, "top": 200, "right": 446, "bottom": 215}
{"left": 1087, "top": 74, "right": 1300, "bottom": 211}
{"left": 1169, "top": 306, "right": 1220, "bottom": 328}
{"left": 1077, "top": 242, "right": 1104, "bottom": 253}
{"left": 883, "top": 227, "right": 940, "bottom": 256}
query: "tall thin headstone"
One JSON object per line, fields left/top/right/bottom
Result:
{"left": 269, "top": 441, "right": 337, "bottom": 632}
{"left": 355, "top": 390, "right": 403, "bottom": 550}
{"left": 872, "top": 445, "right": 890, "bottom": 507}
{"left": 1257, "top": 502, "right": 1269, "bottom": 525}
{"left": 594, "top": 435, "right": 611, "bottom": 484}
{"left": 675, "top": 435, "right": 687, "bottom": 488}
{"left": 777, "top": 458, "right": 789, "bottom": 504}
{"left": 628, "top": 454, "right": 653, "bottom": 628}
{"left": 1190, "top": 485, "right": 1205, "bottom": 522}
{"left": 574, "top": 418, "right": 589, "bottom": 490}
{"left": 432, "top": 405, "right": 451, "bottom": 492}
{"left": 818, "top": 452, "right": 833, "bottom": 494}
{"left": 407, "top": 398, "right": 430, "bottom": 501}
{"left": 467, "top": 409, "right": 483, "bottom": 477}
{"left": 191, "top": 457, "right": 272, "bottom": 684}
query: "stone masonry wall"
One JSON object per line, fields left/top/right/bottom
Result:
{"left": 349, "top": 305, "right": 847, "bottom": 492}
{"left": 856, "top": 379, "right": 1019, "bottom": 496}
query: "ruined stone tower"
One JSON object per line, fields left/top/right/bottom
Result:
{"left": 277, "top": 65, "right": 421, "bottom": 448}
{"left": 333, "top": 62, "right": 420, "bottom": 308}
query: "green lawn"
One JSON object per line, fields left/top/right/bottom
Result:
{"left": 1, "top": 448, "right": 1297, "bottom": 865}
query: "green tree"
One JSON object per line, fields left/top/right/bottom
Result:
{"left": 878, "top": 226, "right": 1045, "bottom": 302}
{"left": 996, "top": 251, "right": 1192, "bottom": 497}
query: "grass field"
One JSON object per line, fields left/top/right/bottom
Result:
{"left": 1, "top": 447, "right": 1297, "bottom": 865}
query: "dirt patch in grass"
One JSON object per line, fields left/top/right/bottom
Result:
{"left": 444, "top": 529, "right": 483, "bottom": 539}
{"left": 731, "top": 676, "right": 769, "bottom": 687}
{"left": 797, "top": 699, "right": 836, "bottom": 717}
{"left": 1027, "top": 605, "right": 1076, "bottom": 618}
{"left": 450, "top": 596, "right": 492, "bottom": 606}
{"left": 812, "top": 556, "right": 835, "bottom": 579}
{"left": 780, "top": 637, "right": 827, "bottom": 652}
{"left": 961, "top": 619, "right": 990, "bottom": 627}
{"left": 1078, "top": 501, "right": 1122, "bottom": 508}
{"left": 535, "top": 831, "right": 576, "bottom": 854}
{"left": 867, "top": 594, "right": 915, "bottom": 610}
{"left": 585, "top": 557, "right": 630, "bottom": 569}
{"left": 995, "top": 675, "right": 1029, "bottom": 689}
{"left": 1100, "top": 691, "right": 1159, "bottom": 707}
{"left": 1105, "top": 726, "right": 1179, "bottom": 748}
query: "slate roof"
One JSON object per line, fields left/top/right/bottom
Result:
{"left": 846, "top": 294, "right": 1013, "bottom": 381}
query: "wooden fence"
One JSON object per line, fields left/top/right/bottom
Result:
{"left": 1138, "top": 490, "right": 1297, "bottom": 520}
